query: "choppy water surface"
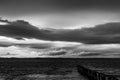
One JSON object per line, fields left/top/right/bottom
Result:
{"left": 0, "top": 68, "right": 88, "bottom": 80}
{"left": 0, "top": 58, "right": 120, "bottom": 80}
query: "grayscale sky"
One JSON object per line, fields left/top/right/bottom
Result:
{"left": 0, "top": 0, "right": 120, "bottom": 58}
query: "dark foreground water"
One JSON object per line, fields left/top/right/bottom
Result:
{"left": 0, "top": 58, "right": 119, "bottom": 80}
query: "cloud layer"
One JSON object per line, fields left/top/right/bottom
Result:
{"left": 0, "top": 20, "right": 120, "bottom": 44}
{"left": 1, "top": 43, "right": 120, "bottom": 58}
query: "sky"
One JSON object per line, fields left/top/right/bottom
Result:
{"left": 1, "top": 0, "right": 120, "bottom": 29}
{"left": 0, "top": 0, "right": 120, "bottom": 58}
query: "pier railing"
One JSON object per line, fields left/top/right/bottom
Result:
{"left": 77, "top": 65, "right": 119, "bottom": 80}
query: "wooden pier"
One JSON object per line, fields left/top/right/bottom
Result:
{"left": 77, "top": 65, "right": 119, "bottom": 80}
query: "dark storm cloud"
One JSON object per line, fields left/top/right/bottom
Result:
{"left": 59, "top": 23, "right": 120, "bottom": 44}
{"left": 0, "top": 20, "right": 42, "bottom": 39}
{"left": 0, "top": 42, "right": 13, "bottom": 47}
{"left": 1, "top": 19, "right": 120, "bottom": 44}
